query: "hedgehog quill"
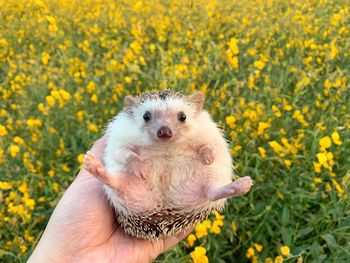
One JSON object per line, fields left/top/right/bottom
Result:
{"left": 83, "top": 90, "right": 253, "bottom": 239}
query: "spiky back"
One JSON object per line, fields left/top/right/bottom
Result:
{"left": 135, "top": 90, "right": 185, "bottom": 103}
{"left": 116, "top": 204, "right": 225, "bottom": 240}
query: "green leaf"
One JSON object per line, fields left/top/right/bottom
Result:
{"left": 297, "top": 226, "right": 314, "bottom": 239}
{"left": 282, "top": 206, "right": 290, "bottom": 226}
{"left": 281, "top": 227, "right": 292, "bottom": 246}
{"left": 321, "top": 233, "right": 338, "bottom": 253}
{"left": 311, "top": 241, "right": 323, "bottom": 259}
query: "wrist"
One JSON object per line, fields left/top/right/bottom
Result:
{"left": 27, "top": 233, "right": 70, "bottom": 263}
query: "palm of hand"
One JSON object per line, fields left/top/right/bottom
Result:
{"left": 29, "top": 138, "right": 190, "bottom": 263}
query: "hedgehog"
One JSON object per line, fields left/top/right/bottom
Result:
{"left": 83, "top": 90, "right": 253, "bottom": 239}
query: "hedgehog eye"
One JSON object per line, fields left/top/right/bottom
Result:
{"left": 177, "top": 111, "right": 186, "bottom": 122}
{"left": 143, "top": 111, "right": 151, "bottom": 122}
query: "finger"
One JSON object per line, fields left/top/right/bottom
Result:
{"left": 162, "top": 227, "right": 194, "bottom": 252}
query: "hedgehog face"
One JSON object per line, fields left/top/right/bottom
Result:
{"left": 138, "top": 99, "right": 193, "bottom": 143}
{"left": 125, "top": 91, "right": 205, "bottom": 145}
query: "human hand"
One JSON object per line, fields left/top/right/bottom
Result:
{"left": 28, "top": 136, "right": 191, "bottom": 263}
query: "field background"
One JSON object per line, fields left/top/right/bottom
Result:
{"left": 1, "top": 0, "right": 350, "bottom": 262}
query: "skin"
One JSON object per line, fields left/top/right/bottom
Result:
{"left": 28, "top": 136, "right": 192, "bottom": 263}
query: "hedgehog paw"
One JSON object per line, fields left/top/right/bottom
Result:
{"left": 206, "top": 176, "right": 253, "bottom": 201}
{"left": 132, "top": 164, "right": 149, "bottom": 180}
{"left": 83, "top": 151, "right": 109, "bottom": 182}
{"left": 229, "top": 176, "right": 253, "bottom": 197}
{"left": 199, "top": 145, "right": 215, "bottom": 165}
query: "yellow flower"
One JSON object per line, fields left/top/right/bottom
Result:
{"left": 52, "top": 183, "right": 59, "bottom": 192}
{"left": 313, "top": 177, "right": 322, "bottom": 184}
{"left": 269, "top": 141, "right": 284, "bottom": 155}
{"left": 149, "top": 44, "right": 156, "bottom": 52}
{"left": 266, "top": 258, "right": 273, "bottom": 263}
{"left": 284, "top": 159, "right": 292, "bottom": 169}
{"left": 248, "top": 48, "right": 257, "bottom": 56}
{"left": 254, "top": 60, "right": 265, "bottom": 70}
{"left": 226, "top": 116, "right": 236, "bottom": 129}
{"left": 257, "top": 122, "right": 270, "bottom": 135}
{"left": 190, "top": 246, "right": 208, "bottom": 263}
{"left": 87, "top": 81, "right": 96, "bottom": 93}
{"left": 246, "top": 247, "right": 255, "bottom": 258}
{"left": 258, "top": 147, "right": 266, "bottom": 158}
{"left": 317, "top": 153, "right": 328, "bottom": 168}
{"left": 46, "top": 95, "right": 55, "bottom": 107}
{"left": 41, "top": 51, "right": 51, "bottom": 65}
{"left": 62, "top": 164, "right": 71, "bottom": 172}
{"left": 91, "top": 94, "right": 98, "bottom": 103}
{"left": 88, "top": 123, "right": 99, "bottom": 133}
{"left": 187, "top": 234, "right": 196, "bottom": 247}
{"left": 76, "top": 110, "right": 85, "bottom": 122}
{"left": 77, "top": 153, "right": 85, "bottom": 164}
{"left": 45, "top": 15, "right": 56, "bottom": 24}
{"left": 19, "top": 182, "right": 29, "bottom": 194}
{"left": 275, "top": 255, "right": 283, "bottom": 263}
{"left": 124, "top": 76, "right": 132, "bottom": 83}
{"left": 0, "top": 125, "right": 7, "bottom": 137}
{"left": 301, "top": 77, "right": 310, "bottom": 85}
{"left": 332, "top": 179, "right": 344, "bottom": 196}
{"left": 211, "top": 219, "right": 224, "bottom": 234}
{"left": 25, "top": 199, "right": 35, "bottom": 210}
{"left": 20, "top": 245, "right": 27, "bottom": 254}
{"left": 59, "top": 89, "right": 71, "bottom": 101}
{"left": 231, "top": 145, "right": 242, "bottom": 155}
{"left": 324, "top": 79, "right": 332, "bottom": 89}
{"left": 313, "top": 162, "right": 321, "bottom": 173}
{"left": 280, "top": 245, "right": 290, "bottom": 256}
{"left": 48, "top": 170, "right": 55, "bottom": 177}
{"left": 248, "top": 75, "right": 255, "bottom": 89}
{"left": 326, "top": 152, "right": 333, "bottom": 161}
{"left": 331, "top": 131, "right": 342, "bottom": 145}
{"left": 325, "top": 182, "right": 332, "bottom": 191}
{"left": 13, "top": 136, "right": 25, "bottom": 145}
{"left": 228, "top": 37, "right": 239, "bottom": 55}
{"left": 254, "top": 243, "right": 263, "bottom": 252}
{"left": 10, "top": 145, "right": 20, "bottom": 157}
{"left": 195, "top": 220, "right": 211, "bottom": 238}
{"left": 293, "top": 110, "right": 308, "bottom": 127}
{"left": 26, "top": 118, "right": 42, "bottom": 129}
{"left": 214, "top": 211, "right": 225, "bottom": 220}
{"left": 0, "top": 181, "right": 11, "bottom": 190}
{"left": 272, "top": 105, "right": 282, "bottom": 117}
{"left": 319, "top": 136, "right": 332, "bottom": 150}
{"left": 226, "top": 50, "right": 239, "bottom": 69}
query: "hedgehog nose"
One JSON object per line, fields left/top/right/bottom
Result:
{"left": 157, "top": 126, "right": 172, "bottom": 140}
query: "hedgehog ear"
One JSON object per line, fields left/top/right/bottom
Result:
{"left": 124, "top": 95, "right": 138, "bottom": 106}
{"left": 188, "top": 91, "right": 205, "bottom": 112}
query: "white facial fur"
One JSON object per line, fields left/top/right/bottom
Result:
{"left": 130, "top": 97, "right": 200, "bottom": 145}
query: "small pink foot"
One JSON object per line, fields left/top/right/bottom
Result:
{"left": 127, "top": 151, "right": 149, "bottom": 180}
{"left": 207, "top": 176, "right": 253, "bottom": 201}
{"left": 132, "top": 163, "right": 149, "bottom": 180}
{"left": 229, "top": 176, "right": 253, "bottom": 197}
{"left": 199, "top": 145, "right": 215, "bottom": 165}
{"left": 83, "top": 151, "right": 113, "bottom": 185}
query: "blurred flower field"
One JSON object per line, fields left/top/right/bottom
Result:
{"left": 1, "top": 0, "right": 350, "bottom": 262}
